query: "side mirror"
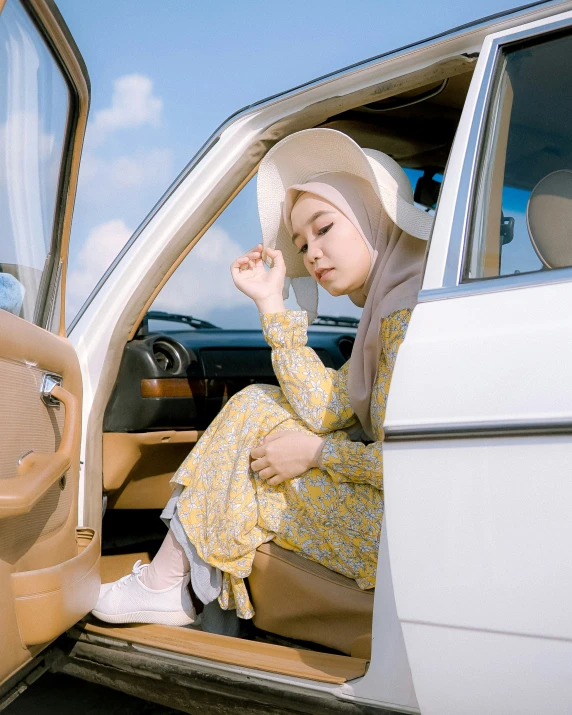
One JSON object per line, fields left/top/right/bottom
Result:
{"left": 500, "top": 211, "right": 515, "bottom": 246}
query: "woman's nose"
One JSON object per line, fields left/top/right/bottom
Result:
{"left": 307, "top": 243, "right": 323, "bottom": 263}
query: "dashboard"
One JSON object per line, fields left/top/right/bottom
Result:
{"left": 103, "top": 326, "right": 355, "bottom": 433}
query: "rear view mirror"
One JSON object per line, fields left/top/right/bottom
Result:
{"left": 414, "top": 169, "right": 441, "bottom": 210}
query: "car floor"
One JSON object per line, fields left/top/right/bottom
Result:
{"left": 95, "top": 508, "right": 368, "bottom": 685}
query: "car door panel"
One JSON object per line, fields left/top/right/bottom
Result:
{"left": 0, "top": 308, "right": 99, "bottom": 679}
{"left": 384, "top": 12, "right": 572, "bottom": 715}
{"left": 0, "top": 0, "right": 94, "bottom": 689}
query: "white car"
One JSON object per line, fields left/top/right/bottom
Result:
{"left": 1, "top": 1, "right": 571, "bottom": 713}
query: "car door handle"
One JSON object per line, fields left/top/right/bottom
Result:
{"left": 0, "top": 384, "right": 79, "bottom": 519}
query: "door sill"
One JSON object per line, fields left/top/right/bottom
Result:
{"left": 74, "top": 618, "right": 367, "bottom": 685}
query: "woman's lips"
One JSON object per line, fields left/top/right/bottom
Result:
{"left": 316, "top": 268, "right": 333, "bottom": 282}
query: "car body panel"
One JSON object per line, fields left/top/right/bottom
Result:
{"left": 384, "top": 10, "right": 572, "bottom": 714}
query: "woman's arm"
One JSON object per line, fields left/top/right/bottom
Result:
{"left": 230, "top": 244, "right": 355, "bottom": 431}
{"left": 320, "top": 433, "right": 383, "bottom": 488}
{"left": 261, "top": 310, "right": 357, "bottom": 433}
{"left": 317, "top": 309, "right": 412, "bottom": 487}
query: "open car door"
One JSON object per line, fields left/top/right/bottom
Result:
{"left": 384, "top": 9, "right": 572, "bottom": 715}
{"left": 0, "top": 0, "right": 97, "bottom": 696}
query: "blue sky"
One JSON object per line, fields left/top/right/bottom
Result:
{"left": 57, "top": 0, "right": 522, "bottom": 328}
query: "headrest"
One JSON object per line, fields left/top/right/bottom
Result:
{"left": 526, "top": 170, "right": 572, "bottom": 269}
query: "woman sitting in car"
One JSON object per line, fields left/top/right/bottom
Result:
{"left": 92, "top": 127, "right": 432, "bottom": 634}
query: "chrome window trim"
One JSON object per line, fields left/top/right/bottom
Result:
{"left": 384, "top": 417, "right": 572, "bottom": 441}
{"left": 419, "top": 265, "right": 572, "bottom": 302}
{"left": 67, "top": 0, "right": 566, "bottom": 334}
{"left": 440, "top": 12, "right": 572, "bottom": 292}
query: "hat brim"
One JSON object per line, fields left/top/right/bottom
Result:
{"left": 257, "top": 128, "right": 434, "bottom": 278}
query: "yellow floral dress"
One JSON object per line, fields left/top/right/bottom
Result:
{"left": 172, "top": 308, "right": 411, "bottom": 618}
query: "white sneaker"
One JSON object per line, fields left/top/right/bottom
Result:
{"left": 92, "top": 560, "right": 196, "bottom": 626}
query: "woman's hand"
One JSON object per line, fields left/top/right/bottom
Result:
{"left": 250, "top": 432, "right": 325, "bottom": 486}
{"left": 230, "top": 244, "right": 286, "bottom": 313}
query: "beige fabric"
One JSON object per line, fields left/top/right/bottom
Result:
{"left": 258, "top": 128, "right": 433, "bottom": 279}
{"left": 257, "top": 128, "right": 432, "bottom": 319}
{"left": 527, "top": 169, "right": 572, "bottom": 269}
{"left": 250, "top": 542, "right": 373, "bottom": 655}
{"left": 284, "top": 174, "right": 425, "bottom": 438}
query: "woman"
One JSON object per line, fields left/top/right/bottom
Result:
{"left": 92, "top": 128, "right": 432, "bottom": 632}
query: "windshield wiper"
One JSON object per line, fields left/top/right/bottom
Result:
{"left": 138, "top": 310, "right": 221, "bottom": 336}
{"left": 313, "top": 315, "right": 360, "bottom": 328}
{"left": 137, "top": 310, "right": 358, "bottom": 336}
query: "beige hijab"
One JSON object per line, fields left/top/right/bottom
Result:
{"left": 283, "top": 172, "right": 426, "bottom": 440}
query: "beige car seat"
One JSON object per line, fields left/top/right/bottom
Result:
{"left": 249, "top": 542, "right": 373, "bottom": 656}
{"left": 527, "top": 169, "right": 572, "bottom": 268}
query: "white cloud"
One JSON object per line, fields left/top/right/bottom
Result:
{"left": 151, "top": 225, "right": 363, "bottom": 324}
{"left": 152, "top": 226, "right": 251, "bottom": 316}
{"left": 78, "top": 147, "right": 173, "bottom": 199}
{"left": 67, "top": 219, "right": 132, "bottom": 316}
{"left": 76, "top": 74, "right": 172, "bottom": 200}
{"left": 89, "top": 74, "right": 163, "bottom": 145}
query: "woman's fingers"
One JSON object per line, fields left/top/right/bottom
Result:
{"left": 250, "top": 444, "right": 265, "bottom": 460}
{"left": 250, "top": 457, "right": 268, "bottom": 472}
{"left": 264, "top": 246, "right": 283, "bottom": 261}
{"left": 267, "top": 475, "right": 286, "bottom": 486}
{"left": 257, "top": 467, "right": 277, "bottom": 480}
{"left": 231, "top": 245, "right": 264, "bottom": 271}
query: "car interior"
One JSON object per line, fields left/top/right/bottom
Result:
{"left": 8, "top": 25, "right": 572, "bottom": 689}
{"left": 82, "top": 57, "right": 478, "bottom": 680}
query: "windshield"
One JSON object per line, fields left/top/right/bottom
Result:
{"left": 149, "top": 176, "right": 364, "bottom": 330}
{"left": 149, "top": 167, "right": 433, "bottom": 330}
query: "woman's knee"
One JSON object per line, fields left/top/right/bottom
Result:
{"left": 232, "top": 383, "right": 282, "bottom": 405}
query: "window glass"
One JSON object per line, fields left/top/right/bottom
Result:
{"left": 464, "top": 32, "right": 572, "bottom": 282}
{"left": 150, "top": 176, "right": 364, "bottom": 331}
{"left": 0, "top": 0, "right": 69, "bottom": 322}
{"left": 149, "top": 165, "right": 433, "bottom": 331}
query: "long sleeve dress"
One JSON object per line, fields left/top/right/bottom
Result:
{"left": 171, "top": 308, "right": 411, "bottom": 619}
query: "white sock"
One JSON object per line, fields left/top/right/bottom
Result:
{"left": 140, "top": 527, "right": 190, "bottom": 590}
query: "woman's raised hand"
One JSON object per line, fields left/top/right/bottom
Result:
{"left": 230, "top": 244, "right": 286, "bottom": 313}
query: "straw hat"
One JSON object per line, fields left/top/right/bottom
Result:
{"left": 257, "top": 128, "right": 434, "bottom": 279}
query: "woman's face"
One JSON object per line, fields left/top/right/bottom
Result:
{"left": 290, "top": 193, "right": 371, "bottom": 297}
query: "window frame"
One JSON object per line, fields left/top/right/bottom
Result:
{"left": 420, "top": 12, "right": 572, "bottom": 303}
{"left": 5, "top": 0, "right": 88, "bottom": 330}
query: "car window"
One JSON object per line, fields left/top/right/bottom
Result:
{"left": 149, "top": 175, "right": 364, "bottom": 331}
{"left": 464, "top": 31, "right": 572, "bottom": 282}
{"left": 149, "top": 165, "right": 434, "bottom": 331}
{"left": 0, "top": 0, "right": 69, "bottom": 323}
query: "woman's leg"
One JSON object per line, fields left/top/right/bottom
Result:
{"left": 91, "top": 525, "right": 196, "bottom": 626}
{"left": 93, "top": 384, "right": 303, "bottom": 625}
{"left": 139, "top": 526, "right": 190, "bottom": 590}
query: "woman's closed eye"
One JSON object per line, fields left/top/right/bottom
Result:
{"left": 296, "top": 223, "right": 333, "bottom": 253}
{"left": 317, "top": 222, "right": 333, "bottom": 236}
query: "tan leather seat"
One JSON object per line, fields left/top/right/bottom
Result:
{"left": 249, "top": 542, "right": 373, "bottom": 656}
{"left": 527, "top": 169, "right": 572, "bottom": 268}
